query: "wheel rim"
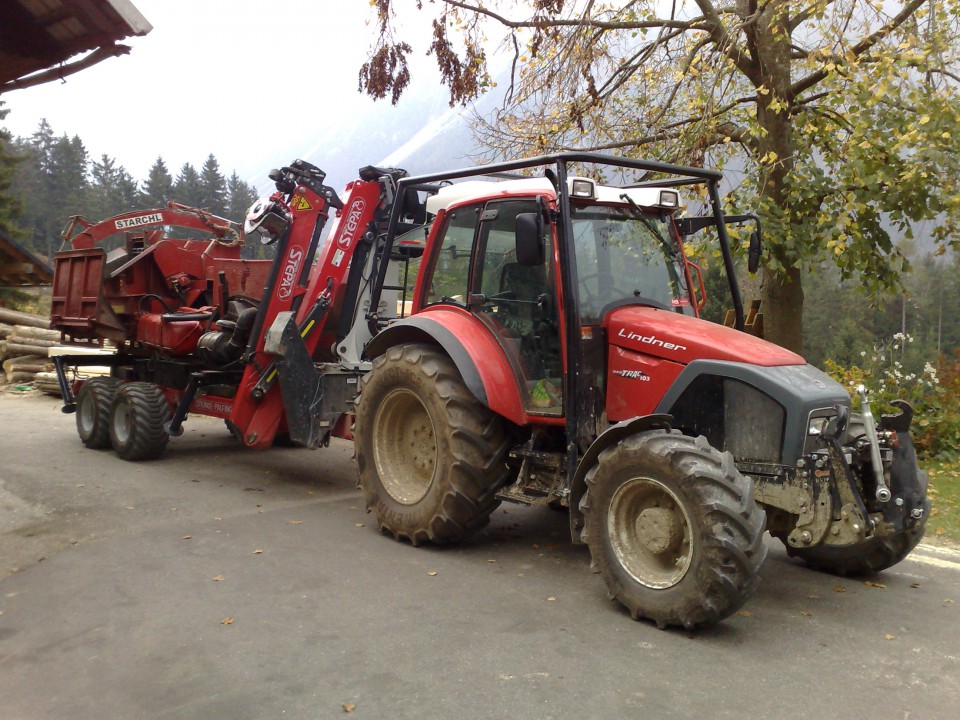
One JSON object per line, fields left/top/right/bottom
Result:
{"left": 112, "top": 398, "right": 131, "bottom": 445}
{"left": 372, "top": 388, "right": 437, "bottom": 504}
{"left": 78, "top": 392, "right": 96, "bottom": 436}
{"left": 608, "top": 477, "right": 693, "bottom": 589}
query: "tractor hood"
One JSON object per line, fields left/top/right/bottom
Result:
{"left": 605, "top": 306, "right": 804, "bottom": 367}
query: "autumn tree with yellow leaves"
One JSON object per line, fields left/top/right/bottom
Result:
{"left": 361, "top": 0, "right": 960, "bottom": 352}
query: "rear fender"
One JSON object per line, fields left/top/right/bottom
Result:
{"left": 568, "top": 414, "right": 673, "bottom": 544}
{"left": 364, "top": 310, "right": 527, "bottom": 425}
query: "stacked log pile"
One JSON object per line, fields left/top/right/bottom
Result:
{"left": 1, "top": 308, "right": 116, "bottom": 395}
{"left": 1, "top": 308, "right": 70, "bottom": 391}
{"left": 0, "top": 310, "right": 57, "bottom": 385}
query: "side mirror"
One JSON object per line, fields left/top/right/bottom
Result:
{"left": 515, "top": 212, "right": 545, "bottom": 266}
{"left": 747, "top": 231, "right": 762, "bottom": 274}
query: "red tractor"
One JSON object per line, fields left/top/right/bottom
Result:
{"left": 51, "top": 153, "right": 929, "bottom": 629}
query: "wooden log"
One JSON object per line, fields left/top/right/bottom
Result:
{"left": 3, "top": 356, "right": 51, "bottom": 373}
{"left": 5, "top": 367, "right": 46, "bottom": 382}
{"left": 5, "top": 371, "right": 36, "bottom": 384}
{"left": 8, "top": 335, "right": 58, "bottom": 348}
{"left": 3, "top": 342, "right": 49, "bottom": 357}
{"left": 0, "top": 307, "right": 50, "bottom": 329}
{"left": 33, "top": 371, "right": 63, "bottom": 396}
{"left": 10, "top": 325, "right": 59, "bottom": 342}
{"left": 0, "top": 323, "right": 13, "bottom": 338}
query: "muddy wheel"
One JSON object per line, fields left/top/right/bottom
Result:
{"left": 785, "top": 473, "right": 930, "bottom": 575}
{"left": 580, "top": 431, "right": 767, "bottom": 629}
{"left": 76, "top": 377, "right": 122, "bottom": 449}
{"left": 354, "top": 344, "right": 509, "bottom": 545}
{"left": 109, "top": 382, "right": 171, "bottom": 461}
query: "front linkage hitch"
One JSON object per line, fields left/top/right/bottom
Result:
{"left": 786, "top": 392, "right": 927, "bottom": 551}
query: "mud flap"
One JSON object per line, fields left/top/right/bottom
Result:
{"left": 266, "top": 311, "right": 362, "bottom": 449}
{"left": 266, "top": 311, "right": 324, "bottom": 448}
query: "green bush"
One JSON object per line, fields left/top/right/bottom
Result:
{"left": 824, "top": 336, "right": 958, "bottom": 460}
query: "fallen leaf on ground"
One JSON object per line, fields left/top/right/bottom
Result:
{"left": 220, "top": 617, "right": 234, "bottom": 625}
{"left": 945, "top": 599, "right": 954, "bottom": 605}
{"left": 355, "top": 523, "right": 365, "bottom": 528}
{"left": 427, "top": 571, "right": 438, "bottom": 576}
{"left": 181, "top": 535, "right": 192, "bottom": 540}
{"left": 343, "top": 704, "right": 355, "bottom": 713}
{"left": 884, "top": 634, "right": 896, "bottom": 640}
{"left": 910, "top": 582, "right": 921, "bottom": 589}
{"left": 488, "top": 559, "right": 496, "bottom": 563}
{"left": 737, "top": 610, "right": 752, "bottom": 617}
{"left": 252, "top": 548, "right": 263, "bottom": 554}
{"left": 865, "top": 581, "right": 886, "bottom": 589}
{"left": 211, "top": 575, "right": 225, "bottom": 582}
{"left": 801, "top": 611, "right": 813, "bottom": 617}
{"left": 547, "top": 596, "right": 557, "bottom": 602}
{"left": 287, "top": 520, "right": 303, "bottom": 525}
{"left": 834, "top": 585, "right": 846, "bottom": 593}
{"left": 807, "top": 595, "right": 819, "bottom": 600}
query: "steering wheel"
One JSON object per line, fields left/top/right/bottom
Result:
{"left": 578, "top": 272, "right": 632, "bottom": 309}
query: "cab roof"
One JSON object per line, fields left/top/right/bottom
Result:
{"left": 425, "top": 177, "right": 683, "bottom": 215}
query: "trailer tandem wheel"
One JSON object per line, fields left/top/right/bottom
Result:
{"left": 109, "top": 382, "right": 171, "bottom": 461}
{"left": 76, "top": 377, "right": 123, "bottom": 449}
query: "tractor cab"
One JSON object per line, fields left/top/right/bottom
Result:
{"left": 371, "top": 160, "right": 727, "bottom": 427}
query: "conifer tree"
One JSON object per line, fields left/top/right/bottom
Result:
{"left": 0, "top": 102, "right": 25, "bottom": 241}
{"left": 139, "top": 156, "right": 174, "bottom": 209}
{"left": 199, "top": 154, "right": 228, "bottom": 216}
{"left": 173, "top": 162, "right": 202, "bottom": 207}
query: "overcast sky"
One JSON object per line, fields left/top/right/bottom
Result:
{"left": 1, "top": 0, "right": 446, "bottom": 186}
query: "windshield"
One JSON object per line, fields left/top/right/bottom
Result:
{"left": 570, "top": 204, "right": 690, "bottom": 324}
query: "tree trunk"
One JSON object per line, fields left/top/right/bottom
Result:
{"left": 761, "top": 266, "right": 804, "bottom": 354}
{"left": 751, "top": 0, "right": 804, "bottom": 355}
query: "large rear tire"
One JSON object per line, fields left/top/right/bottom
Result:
{"left": 109, "top": 382, "right": 170, "bottom": 461}
{"left": 354, "top": 344, "right": 509, "bottom": 545}
{"left": 76, "top": 377, "right": 122, "bottom": 449}
{"left": 580, "top": 431, "right": 767, "bottom": 629}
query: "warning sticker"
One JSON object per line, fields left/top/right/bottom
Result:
{"left": 291, "top": 194, "right": 313, "bottom": 212}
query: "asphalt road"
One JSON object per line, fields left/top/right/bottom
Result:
{"left": 0, "top": 391, "right": 958, "bottom": 720}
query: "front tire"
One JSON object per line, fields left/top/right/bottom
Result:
{"left": 354, "top": 344, "right": 509, "bottom": 545}
{"left": 109, "top": 382, "right": 170, "bottom": 461}
{"left": 76, "top": 377, "right": 122, "bottom": 449}
{"left": 580, "top": 431, "right": 767, "bottom": 629}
